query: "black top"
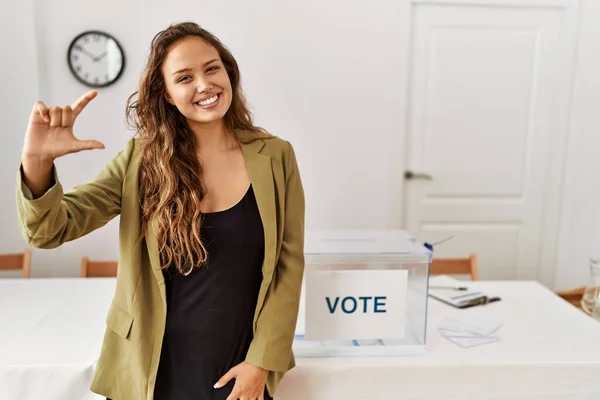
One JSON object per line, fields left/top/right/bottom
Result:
{"left": 153, "top": 186, "right": 272, "bottom": 400}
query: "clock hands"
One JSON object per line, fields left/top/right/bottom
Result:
{"left": 93, "top": 52, "right": 107, "bottom": 62}
{"left": 78, "top": 47, "right": 97, "bottom": 60}
{"left": 77, "top": 47, "right": 108, "bottom": 63}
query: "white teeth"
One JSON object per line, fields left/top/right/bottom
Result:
{"left": 197, "top": 95, "right": 218, "bottom": 106}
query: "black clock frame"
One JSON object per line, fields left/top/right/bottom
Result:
{"left": 67, "top": 30, "right": 126, "bottom": 88}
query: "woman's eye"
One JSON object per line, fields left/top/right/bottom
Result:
{"left": 207, "top": 66, "right": 219, "bottom": 73}
{"left": 178, "top": 76, "right": 190, "bottom": 83}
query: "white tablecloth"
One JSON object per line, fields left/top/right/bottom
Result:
{"left": 0, "top": 279, "right": 110, "bottom": 400}
{"left": 1, "top": 279, "right": 599, "bottom": 400}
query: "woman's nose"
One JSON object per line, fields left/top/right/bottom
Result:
{"left": 196, "top": 81, "right": 213, "bottom": 93}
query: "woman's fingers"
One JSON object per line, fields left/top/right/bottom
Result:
{"left": 71, "top": 90, "right": 98, "bottom": 119}
{"left": 61, "top": 106, "right": 73, "bottom": 127}
{"left": 49, "top": 107, "right": 62, "bottom": 127}
{"left": 34, "top": 101, "right": 50, "bottom": 122}
{"left": 71, "top": 139, "right": 105, "bottom": 153}
{"left": 33, "top": 89, "right": 96, "bottom": 126}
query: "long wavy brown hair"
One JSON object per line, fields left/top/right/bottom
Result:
{"left": 126, "top": 21, "right": 267, "bottom": 275}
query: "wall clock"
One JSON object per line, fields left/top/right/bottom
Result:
{"left": 67, "top": 30, "right": 125, "bottom": 88}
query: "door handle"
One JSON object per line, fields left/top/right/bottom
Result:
{"left": 404, "top": 170, "right": 433, "bottom": 180}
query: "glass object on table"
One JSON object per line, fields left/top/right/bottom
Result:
{"left": 581, "top": 259, "right": 600, "bottom": 315}
{"left": 592, "top": 299, "right": 600, "bottom": 322}
{"left": 294, "top": 229, "right": 432, "bottom": 357}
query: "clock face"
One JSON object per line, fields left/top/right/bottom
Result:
{"left": 67, "top": 31, "right": 125, "bottom": 88}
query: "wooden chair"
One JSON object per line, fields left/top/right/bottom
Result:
{"left": 80, "top": 257, "right": 118, "bottom": 278}
{"left": 0, "top": 249, "right": 32, "bottom": 278}
{"left": 429, "top": 253, "right": 480, "bottom": 281}
{"left": 556, "top": 286, "right": 585, "bottom": 310}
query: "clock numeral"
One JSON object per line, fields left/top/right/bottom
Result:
{"left": 85, "top": 73, "right": 89, "bottom": 79}
{"left": 72, "top": 55, "right": 79, "bottom": 61}
{"left": 94, "top": 77, "right": 100, "bottom": 84}
{"left": 74, "top": 44, "right": 83, "bottom": 51}
{"left": 94, "top": 34, "right": 100, "bottom": 42}
{"left": 76, "top": 65, "right": 82, "bottom": 72}
{"left": 105, "top": 74, "right": 109, "bottom": 82}
{"left": 84, "top": 36, "right": 89, "bottom": 44}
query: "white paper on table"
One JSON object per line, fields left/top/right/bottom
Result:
{"left": 441, "top": 334, "right": 501, "bottom": 348}
{"left": 428, "top": 275, "right": 489, "bottom": 308}
{"left": 438, "top": 314, "right": 502, "bottom": 348}
{"left": 439, "top": 317, "right": 502, "bottom": 337}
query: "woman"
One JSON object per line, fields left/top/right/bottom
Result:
{"left": 16, "top": 22, "right": 305, "bottom": 400}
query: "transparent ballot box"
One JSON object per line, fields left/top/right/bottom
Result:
{"left": 293, "top": 230, "right": 432, "bottom": 357}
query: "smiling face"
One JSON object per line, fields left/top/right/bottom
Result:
{"left": 162, "top": 36, "right": 233, "bottom": 128}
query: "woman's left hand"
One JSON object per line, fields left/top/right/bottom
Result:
{"left": 214, "top": 361, "right": 269, "bottom": 400}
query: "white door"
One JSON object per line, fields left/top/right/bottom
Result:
{"left": 403, "top": 1, "right": 578, "bottom": 280}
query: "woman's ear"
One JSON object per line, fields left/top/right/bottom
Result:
{"left": 164, "top": 92, "right": 174, "bottom": 105}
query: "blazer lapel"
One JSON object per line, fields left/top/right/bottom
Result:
{"left": 241, "top": 138, "right": 277, "bottom": 281}
{"left": 125, "top": 147, "right": 167, "bottom": 309}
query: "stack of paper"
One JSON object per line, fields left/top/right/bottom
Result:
{"left": 428, "top": 275, "right": 488, "bottom": 308}
{"left": 438, "top": 315, "right": 502, "bottom": 347}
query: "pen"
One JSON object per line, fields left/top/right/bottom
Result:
{"left": 459, "top": 296, "right": 502, "bottom": 308}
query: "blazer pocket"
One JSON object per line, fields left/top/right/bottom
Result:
{"left": 106, "top": 302, "right": 134, "bottom": 339}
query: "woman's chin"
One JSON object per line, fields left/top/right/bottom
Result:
{"left": 186, "top": 110, "right": 227, "bottom": 125}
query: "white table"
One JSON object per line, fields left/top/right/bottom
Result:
{"left": 0, "top": 278, "right": 110, "bottom": 400}
{"left": 278, "top": 281, "right": 600, "bottom": 400}
{"left": 1, "top": 279, "right": 599, "bottom": 400}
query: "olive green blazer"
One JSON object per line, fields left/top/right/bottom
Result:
{"left": 15, "top": 131, "right": 305, "bottom": 399}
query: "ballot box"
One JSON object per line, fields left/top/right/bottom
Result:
{"left": 293, "top": 230, "right": 432, "bottom": 357}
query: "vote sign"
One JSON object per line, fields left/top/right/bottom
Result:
{"left": 305, "top": 269, "right": 408, "bottom": 341}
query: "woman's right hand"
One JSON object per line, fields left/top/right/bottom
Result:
{"left": 22, "top": 90, "right": 105, "bottom": 164}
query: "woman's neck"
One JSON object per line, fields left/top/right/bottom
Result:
{"left": 190, "top": 119, "right": 236, "bottom": 156}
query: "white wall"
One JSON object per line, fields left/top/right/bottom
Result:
{"left": 0, "top": 0, "right": 39, "bottom": 277}
{"left": 554, "top": 0, "right": 600, "bottom": 290}
{"left": 1, "top": 0, "right": 598, "bottom": 288}
{"left": 2, "top": 0, "right": 408, "bottom": 277}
